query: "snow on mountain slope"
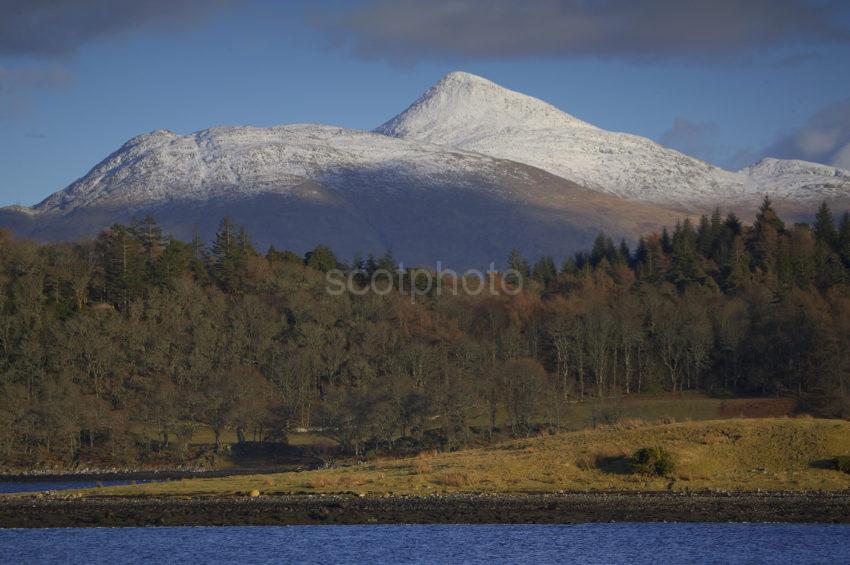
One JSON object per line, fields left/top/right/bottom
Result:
{"left": 9, "top": 71, "right": 849, "bottom": 265}
{"left": 377, "top": 72, "right": 850, "bottom": 206}
{"left": 741, "top": 158, "right": 850, "bottom": 201}
{"left": 33, "top": 124, "right": 515, "bottom": 214}
{"left": 6, "top": 122, "right": 686, "bottom": 267}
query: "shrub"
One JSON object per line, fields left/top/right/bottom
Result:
{"left": 835, "top": 456, "right": 850, "bottom": 474}
{"left": 628, "top": 446, "right": 676, "bottom": 476}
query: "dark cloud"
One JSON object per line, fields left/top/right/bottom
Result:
{"left": 316, "top": 0, "right": 850, "bottom": 62}
{"left": 765, "top": 99, "right": 850, "bottom": 169}
{"left": 0, "top": 1, "right": 227, "bottom": 121}
{"left": 0, "top": 0, "right": 225, "bottom": 58}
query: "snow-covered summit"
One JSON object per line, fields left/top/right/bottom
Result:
{"left": 377, "top": 71, "right": 596, "bottom": 142}
{"left": 377, "top": 71, "right": 850, "bottom": 206}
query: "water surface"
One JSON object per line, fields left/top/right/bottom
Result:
{"left": 0, "top": 480, "right": 154, "bottom": 494}
{"left": 1, "top": 523, "right": 847, "bottom": 564}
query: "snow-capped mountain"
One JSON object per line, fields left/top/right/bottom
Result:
{"left": 32, "top": 124, "right": 518, "bottom": 213}
{"left": 3, "top": 71, "right": 849, "bottom": 266}
{"left": 2, "top": 123, "right": 684, "bottom": 267}
{"left": 377, "top": 71, "right": 850, "bottom": 206}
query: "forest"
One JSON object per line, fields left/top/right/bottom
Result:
{"left": 1, "top": 197, "right": 849, "bottom": 469}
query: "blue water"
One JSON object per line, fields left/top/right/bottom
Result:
{"left": 0, "top": 481, "right": 155, "bottom": 494}
{"left": 1, "top": 523, "right": 848, "bottom": 564}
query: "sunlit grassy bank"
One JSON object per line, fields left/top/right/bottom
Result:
{"left": 78, "top": 418, "right": 850, "bottom": 497}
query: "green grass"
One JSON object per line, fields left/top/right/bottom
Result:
{"left": 68, "top": 417, "right": 850, "bottom": 498}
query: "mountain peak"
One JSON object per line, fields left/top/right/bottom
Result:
{"left": 376, "top": 71, "right": 595, "bottom": 142}
{"left": 434, "top": 70, "right": 497, "bottom": 89}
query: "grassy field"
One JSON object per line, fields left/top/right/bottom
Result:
{"left": 79, "top": 417, "right": 850, "bottom": 498}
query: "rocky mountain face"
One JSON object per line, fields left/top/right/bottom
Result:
{"left": 3, "top": 71, "right": 849, "bottom": 267}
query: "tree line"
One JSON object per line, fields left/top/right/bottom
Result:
{"left": 0, "top": 197, "right": 848, "bottom": 468}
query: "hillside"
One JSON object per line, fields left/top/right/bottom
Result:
{"left": 81, "top": 419, "right": 850, "bottom": 497}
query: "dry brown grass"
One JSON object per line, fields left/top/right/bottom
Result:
{"left": 414, "top": 453, "right": 434, "bottom": 475}
{"left": 56, "top": 418, "right": 850, "bottom": 499}
{"left": 432, "top": 471, "right": 476, "bottom": 488}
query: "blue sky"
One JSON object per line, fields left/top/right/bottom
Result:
{"left": 2, "top": 0, "right": 850, "bottom": 207}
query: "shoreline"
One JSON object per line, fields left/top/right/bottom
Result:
{"left": 2, "top": 492, "right": 849, "bottom": 528}
{"left": 0, "top": 466, "right": 309, "bottom": 484}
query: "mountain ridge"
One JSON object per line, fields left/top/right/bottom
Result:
{"left": 376, "top": 71, "right": 850, "bottom": 206}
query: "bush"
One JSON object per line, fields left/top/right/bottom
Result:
{"left": 628, "top": 446, "right": 676, "bottom": 476}
{"left": 835, "top": 456, "right": 850, "bottom": 474}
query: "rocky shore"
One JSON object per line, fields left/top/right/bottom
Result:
{"left": 2, "top": 491, "right": 849, "bottom": 528}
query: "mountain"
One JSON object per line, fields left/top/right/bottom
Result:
{"left": 741, "top": 158, "right": 850, "bottom": 201}
{"left": 376, "top": 72, "right": 850, "bottom": 207}
{"left": 4, "top": 71, "right": 849, "bottom": 266}
{"left": 0, "top": 124, "right": 684, "bottom": 267}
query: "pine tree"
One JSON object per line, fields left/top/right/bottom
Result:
{"left": 96, "top": 224, "right": 145, "bottom": 310}
{"left": 786, "top": 226, "right": 816, "bottom": 287}
{"left": 211, "top": 217, "right": 241, "bottom": 290}
{"left": 697, "top": 214, "right": 712, "bottom": 257}
{"left": 376, "top": 251, "right": 397, "bottom": 273}
{"left": 635, "top": 237, "right": 650, "bottom": 277}
{"left": 153, "top": 238, "right": 192, "bottom": 289}
{"left": 724, "top": 212, "right": 742, "bottom": 237}
{"left": 191, "top": 226, "right": 206, "bottom": 262}
{"left": 750, "top": 196, "right": 783, "bottom": 272}
{"left": 130, "top": 215, "right": 165, "bottom": 259}
{"left": 365, "top": 254, "right": 378, "bottom": 277}
{"left": 707, "top": 208, "right": 725, "bottom": 262}
{"left": 212, "top": 218, "right": 237, "bottom": 262}
{"left": 722, "top": 236, "right": 751, "bottom": 291}
{"left": 754, "top": 195, "right": 785, "bottom": 233}
{"left": 660, "top": 227, "right": 673, "bottom": 254}
{"left": 670, "top": 219, "right": 701, "bottom": 285}
{"left": 560, "top": 256, "right": 578, "bottom": 275}
{"left": 506, "top": 249, "right": 530, "bottom": 285}
{"left": 618, "top": 239, "right": 631, "bottom": 266}
{"left": 531, "top": 256, "right": 557, "bottom": 286}
{"left": 838, "top": 212, "right": 850, "bottom": 267}
{"left": 237, "top": 226, "right": 256, "bottom": 256}
{"left": 304, "top": 245, "right": 338, "bottom": 273}
{"left": 813, "top": 201, "right": 838, "bottom": 250}
{"left": 590, "top": 233, "right": 617, "bottom": 267}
